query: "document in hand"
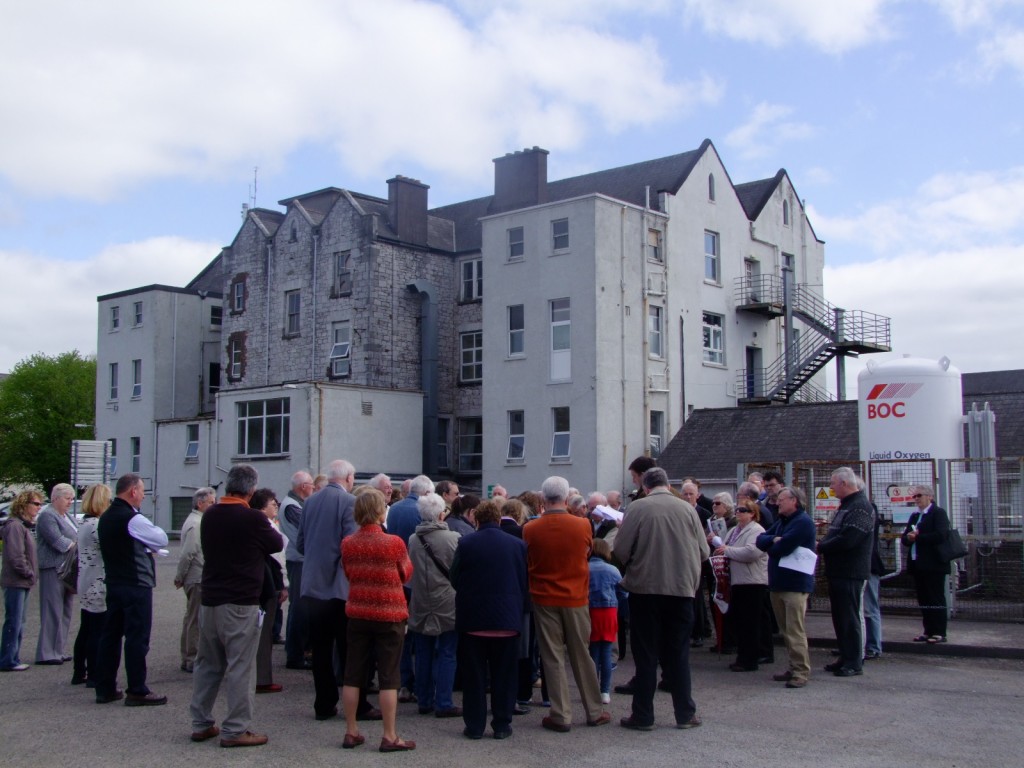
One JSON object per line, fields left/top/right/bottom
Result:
{"left": 778, "top": 546, "right": 817, "bottom": 575}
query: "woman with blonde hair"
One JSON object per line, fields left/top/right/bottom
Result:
{"left": 1, "top": 490, "right": 43, "bottom": 671}
{"left": 72, "top": 483, "right": 111, "bottom": 685}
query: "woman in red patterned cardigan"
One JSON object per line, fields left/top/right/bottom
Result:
{"left": 341, "top": 488, "right": 415, "bottom": 753}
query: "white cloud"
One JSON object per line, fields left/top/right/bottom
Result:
{"left": 0, "top": 238, "right": 219, "bottom": 372}
{"left": 0, "top": 0, "right": 713, "bottom": 201}
{"left": 928, "top": 0, "right": 1024, "bottom": 30}
{"left": 681, "top": 0, "right": 894, "bottom": 52}
{"left": 977, "top": 29, "right": 1024, "bottom": 79}
{"left": 724, "top": 102, "right": 815, "bottom": 160}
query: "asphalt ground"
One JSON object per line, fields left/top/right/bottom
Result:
{"left": 2, "top": 543, "right": 1021, "bottom": 768}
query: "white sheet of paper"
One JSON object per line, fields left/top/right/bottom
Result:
{"left": 779, "top": 546, "right": 817, "bottom": 575}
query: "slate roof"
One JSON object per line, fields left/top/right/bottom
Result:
{"left": 659, "top": 370, "right": 1024, "bottom": 480}
{"left": 733, "top": 171, "right": 784, "bottom": 220}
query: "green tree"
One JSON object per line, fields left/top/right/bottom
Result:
{"left": 0, "top": 351, "right": 96, "bottom": 493}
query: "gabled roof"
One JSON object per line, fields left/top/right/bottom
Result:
{"left": 185, "top": 252, "right": 225, "bottom": 294}
{"left": 277, "top": 188, "right": 344, "bottom": 227}
{"left": 734, "top": 171, "right": 784, "bottom": 220}
{"left": 659, "top": 370, "right": 1024, "bottom": 481}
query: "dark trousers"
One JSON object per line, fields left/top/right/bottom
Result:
{"left": 73, "top": 609, "right": 106, "bottom": 682}
{"left": 284, "top": 561, "right": 309, "bottom": 666}
{"left": 913, "top": 571, "right": 948, "bottom": 637}
{"left": 306, "top": 596, "right": 347, "bottom": 716}
{"left": 96, "top": 584, "right": 153, "bottom": 697}
{"left": 828, "top": 577, "right": 865, "bottom": 671}
{"left": 629, "top": 593, "right": 696, "bottom": 726}
{"left": 459, "top": 633, "right": 519, "bottom": 737}
{"left": 729, "top": 584, "right": 768, "bottom": 668}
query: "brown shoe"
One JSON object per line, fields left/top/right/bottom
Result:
{"left": 220, "top": 731, "right": 268, "bottom": 748}
{"left": 191, "top": 725, "right": 220, "bottom": 743}
{"left": 379, "top": 736, "right": 416, "bottom": 752}
{"left": 124, "top": 692, "right": 167, "bottom": 707}
{"left": 587, "top": 711, "right": 612, "bottom": 727}
{"left": 256, "top": 683, "right": 283, "bottom": 693}
{"left": 785, "top": 678, "right": 808, "bottom": 689}
{"left": 676, "top": 715, "right": 702, "bottom": 729}
{"left": 773, "top": 670, "right": 794, "bottom": 682}
{"left": 542, "top": 716, "right": 571, "bottom": 733}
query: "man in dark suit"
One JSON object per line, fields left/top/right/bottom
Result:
{"left": 901, "top": 484, "right": 951, "bottom": 643}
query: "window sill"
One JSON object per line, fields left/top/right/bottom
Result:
{"left": 505, "top": 460, "right": 525, "bottom": 467}
{"left": 184, "top": 458, "right": 199, "bottom": 465}
{"left": 505, "top": 355, "right": 526, "bottom": 361}
{"left": 550, "top": 249, "right": 571, "bottom": 257}
{"left": 549, "top": 457, "right": 572, "bottom": 465}
{"left": 457, "top": 298, "right": 483, "bottom": 306}
{"left": 131, "top": 396, "right": 142, "bottom": 401}
{"left": 457, "top": 380, "right": 482, "bottom": 388}
{"left": 506, "top": 256, "right": 524, "bottom": 264}
{"left": 702, "top": 361, "right": 727, "bottom": 369}
{"left": 703, "top": 279, "right": 722, "bottom": 288}
{"left": 282, "top": 332, "right": 302, "bottom": 340}
{"left": 232, "top": 453, "right": 291, "bottom": 462}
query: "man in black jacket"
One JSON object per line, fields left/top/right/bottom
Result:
{"left": 818, "top": 467, "right": 874, "bottom": 677}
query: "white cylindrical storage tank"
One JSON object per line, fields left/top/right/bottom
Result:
{"left": 858, "top": 355, "right": 963, "bottom": 461}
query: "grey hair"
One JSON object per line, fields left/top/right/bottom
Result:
{"left": 225, "top": 464, "right": 259, "bottom": 497}
{"left": 737, "top": 481, "right": 760, "bottom": 501}
{"left": 50, "top": 482, "right": 75, "bottom": 501}
{"left": 588, "top": 492, "right": 607, "bottom": 506}
{"left": 291, "top": 470, "right": 312, "bottom": 489}
{"left": 712, "top": 492, "right": 734, "bottom": 513}
{"left": 541, "top": 476, "right": 570, "bottom": 503}
{"left": 417, "top": 492, "right": 447, "bottom": 522}
{"left": 327, "top": 459, "right": 355, "bottom": 483}
{"left": 914, "top": 484, "right": 935, "bottom": 497}
{"left": 409, "top": 474, "right": 434, "bottom": 496}
{"left": 779, "top": 486, "right": 807, "bottom": 509}
{"left": 642, "top": 467, "right": 669, "bottom": 490}
{"left": 831, "top": 466, "right": 861, "bottom": 488}
{"left": 368, "top": 473, "right": 392, "bottom": 492}
{"left": 193, "top": 487, "right": 216, "bottom": 508}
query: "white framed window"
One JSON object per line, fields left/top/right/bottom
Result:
{"left": 130, "top": 436, "right": 141, "bottom": 474}
{"left": 648, "top": 305, "right": 664, "bottom": 358}
{"left": 702, "top": 312, "right": 725, "bottom": 365}
{"left": 110, "top": 305, "right": 120, "bottom": 331}
{"left": 285, "top": 290, "right": 301, "bottom": 336}
{"left": 330, "top": 321, "right": 352, "bottom": 378}
{"left": 236, "top": 398, "right": 291, "bottom": 456}
{"left": 507, "top": 410, "right": 525, "bottom": 463}
{"left": 227, "top": 333, "right": 244, "bottom": 380}
{"left": 508, "top": 227, "right": 524, "bottom": 261}
{"left": 108, "top": 362, "right": 118, "bottom": 400}
{"left": 185, "top": 424, "right": 199, "bottom": 461}
{"left": 782, "top": 251, "right": 795, "bottom": 272}
{"left": 650, "top": 410, "right": 665, "bottom": 458}
{"left": 334, "top": 250, "right": 352, "bottom": 295}
{"left": 551, "top": 407, "right": 570, "bottom": 461}
{"left": 231, "top": 279, "right": 246, "bottom": 312}
{"left": 131, "top": 359, "right": 142, "bottom": 398}
{"left": 647, "top": 229, "right": 662, "bottom": 262}
{"left": 508, "top": 304, "right": 524, "bottom": 357}
{"left": 461, "top": 258, "right": 483, "bottom": 302}
{"left": 109, "top": 438, "right": 117, "bottom": 476}
{"left": 437, "top": 417, "right": 451, "bottom": 471}
{"left": 704, "top": 230, "right": 720, "bottom": 283}
{"left": 550, "top": 298, "right": 571, "bottom": 381}
{"left": 460, "top": 331, "right": 483, "bottom": 383}
{"left": 552, "top": 218, "right": 569, "bottom": 251}
{"left": 458, "top": 417, "right": 483, "bottom": 473}
{"left": 133, "top": 301, "right": 143, "bottom": 326}
{"left": 210, "top": 305, "right": 223, "bottom": 326}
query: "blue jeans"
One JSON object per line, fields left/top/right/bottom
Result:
{"left": 862, "top": 575, "right": 882, "bottom": 654}
{"left": 413, "top": 630, "right": 457, "bottom": 710}
{"left": 589, "top": 640, "right": 613, "bottom": 694}
{"left": 1, "top": 587, "right": 29, "bottom": 669}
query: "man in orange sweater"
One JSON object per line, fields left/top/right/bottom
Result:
{"left": 522, "top": 476, "right": 610, "bottom": 733}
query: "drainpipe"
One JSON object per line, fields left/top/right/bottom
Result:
{"left": 619, "top": 205, "right": 628, "bottom": 484}
{"left": 311, "top": 230, "right": 319, "bottom": 379}
{"left": 265, "top": 239, "right": 273, "bottom": 386}
{"left": 171, "top": 294, "right": 178, "bottom": 419}
{"left": 407, "top": 281, "right": 439, "bottom": 475}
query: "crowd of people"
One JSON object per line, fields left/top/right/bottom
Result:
{"left": 0, "top": 460, "right": 954, "bottom": 750}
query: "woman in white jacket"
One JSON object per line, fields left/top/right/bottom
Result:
{"left": 714, "top": 499, "right": 768, "bottom": 672}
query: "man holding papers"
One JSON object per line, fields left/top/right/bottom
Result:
{"left": 756, "top": 487, "right": 816, "bottom": 689}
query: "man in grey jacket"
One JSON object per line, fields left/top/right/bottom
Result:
{"left": 613, "top": 468, "right": 709, "bottom": 732}
{"left": 174, "top": 487, "right": 215, "bottom": 673}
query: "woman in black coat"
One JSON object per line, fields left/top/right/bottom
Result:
{"left": 900, "top": 484, "right": 950, "bottom": 643}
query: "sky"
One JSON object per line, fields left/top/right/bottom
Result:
{"left": 2, "top": 0, "right": 1022, "bottom": 396}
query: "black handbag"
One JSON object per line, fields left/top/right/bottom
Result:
{"left": 936, "top": 528, "right": 968, "bottom": 563}
{"left": 57, "top": 544, "right": 79, "bottom": 594}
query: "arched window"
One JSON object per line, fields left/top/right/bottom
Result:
{"left": 708, "top": 173, "right": 716, "bottom": 202}
{"left": 783, "top": 199, "right": 790, "bottom": 226}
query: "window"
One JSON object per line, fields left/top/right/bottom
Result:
{"left": 648, "top": 306, "right": 664, "bottom": 358}
{"left": 460, "top": 331, "right": 483, "bottom": 383}
{"left": 437, "top": 417, "right": 451, "bottom": 471}
{"left": 185, "top": 424, "right": 199, "bottom": 461}
{"left": 647, "top": 229, "right": 662, "bottom": 262}
{"left": 550, "top": 298, "right": 571, "bottom": 381}
{"left": 650, "top": 410, "right": 665, "bottom": 458}
{"left": 110, "top": 306, "right": 120, "bottom": 331}
{"left": 131, "top": 359, "right": 142, "bottom": 398}
{"left": 109, "top": 438, "right": 117, "bottom": 476}
{"left": 782, "top": 252, "right": 795, "bottom": 272}
{"left": 133, "top": 301, "right": 143, "bottom": 326}
{"left": 227, "top": 333, "right": 245, "bottom": 380}
{"left": 708, "top": 173, "right": 716, "bottom": 201}
{"left": 702, "top": 312, "right": 724, "bottom": 365}
{"left": 208, "top": 362, "right": 221, "bottom": 396}
{"left": 508, "top": 304, "right": 524, "bottom": 357}
{"left": 552, "top": 218, "right": 569, "bottom": 251}
{"left": 210, "top": 305, "right": 222, "bottom": 326}
{"left": 289, "top": 222, "right": 298, "bottom": 243}
{"left": 330, "top": 321, "right": 351, "bottom": 378}
{"left": 783, "top": 199, "right": 791, "bottom": 226}
{"left": 130, "top": 436, "right": 141, "bottom": 474}
{"left": 108, "top": 362, "right": 118, "bottom": 400}
{"left": 236, "top": 398, "right": 291, "bottom": 456}
{"left": 458, "top": 417, "right": 483, "bottom": 472}
{"left": 704, "top": 230, "right": 720, "bottom": 283}
{"left": 285, "top": 290, "right": 301, "bottom": 336}
{"left": 461, "top": 259, "right": 483, "bottom": 302}
{"left": 231, "top": 276, "right": 246, "bottom": 313}
{"left": 507, "top": 410, "right": 525, "bottom": 463}
{"left": 334, "top": 250, "right": 352, "bottom": 296}
{"left": 508, "top": 227, "right": 524, "bottom": 261}
{"left": 551, "top": 407, "right": 570, "bottom": 461}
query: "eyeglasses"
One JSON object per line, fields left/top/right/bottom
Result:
{"left": 28, "top": 501, "right": 43, "bottom": 506}
{"left": 712, "top": 501, "right": 722, "bottom": 506}
{"left": 736, "top": 508, "right": 754, "bottom": 514}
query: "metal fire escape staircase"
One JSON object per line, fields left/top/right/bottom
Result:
{"left": 734, "top": 274, "right": 891, "bottom": 405}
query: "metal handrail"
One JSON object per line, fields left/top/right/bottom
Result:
{"left": 733, "top": 275, "right": 784, "bottom": 306}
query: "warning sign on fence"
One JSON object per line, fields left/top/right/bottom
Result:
{"left": 814, "top": 487, "right": 840, "bottom": 513}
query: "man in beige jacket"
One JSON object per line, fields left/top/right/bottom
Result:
{"left": 174, "top": 487, "right": 215, "bottom": 673}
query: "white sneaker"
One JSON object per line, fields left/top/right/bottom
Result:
{"left": 9, "top": 663, "right": 30, "bottom": 671}
{"left": 601, "top": 692, "right": 611, "bottom": 704}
